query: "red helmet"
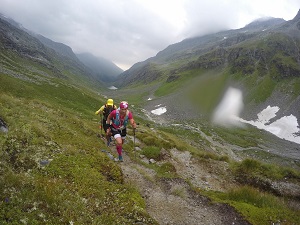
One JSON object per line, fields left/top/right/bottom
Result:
{"left": 120, "top": 101, "right": 128, "bottom": 109}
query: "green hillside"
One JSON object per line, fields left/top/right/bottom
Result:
{"left": 0, "top": 63, "right": 158, "bottom": 224}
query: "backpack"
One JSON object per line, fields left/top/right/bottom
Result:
{"left": 113, "top": 110, "right": 129, "bottom": 128}
{"left": 103, "top": 104, "right": 116, "bottom": 120}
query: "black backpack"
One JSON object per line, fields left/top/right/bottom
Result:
{"left": 103, "top": 104, "right": 116, "bottom": 119}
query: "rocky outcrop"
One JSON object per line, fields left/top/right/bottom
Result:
{"left": 178, "top": 32, "right": 300, "bottom": 79}
{"left": 0, "top": 118, "right": 8, "bottom": 133}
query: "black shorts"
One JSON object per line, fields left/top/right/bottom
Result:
{"left": 110, "top": 126, "right": 127, "bottom": 138}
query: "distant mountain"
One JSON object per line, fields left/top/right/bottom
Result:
{"left": 116, "top": 16, "right": 287, "bottom": 86}
{"left": 0, "top": 13, "right": 23, "bottom": 29}
{"left": 0, "top": 13, "right": 122, "bottom": 85}
{"left": 0, "top": 14, "right": 105, "bottom": 90}
{"left": 32, "top": 34, "right": 122, "bottom": 83}
{"left": 34, "top": 34, "right": 81, "bottom": 60}
{"left": 76, "top": 52, "right": 123, "bottom": 83}
{"left": 0, "top": 13, "right": 123, "bottom": 88}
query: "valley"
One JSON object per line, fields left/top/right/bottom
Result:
{"left": 1, "top": 11, "right": 300, "bottom": 224}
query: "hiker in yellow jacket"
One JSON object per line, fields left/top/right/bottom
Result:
{"left": 95, "top": 98, "right": 117, "bottom": 146}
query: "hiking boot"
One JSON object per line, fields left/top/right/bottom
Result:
{"left": 107, "top": 140, "right": 110, "bottom": 147}
{"left": 118, "top": 155, "right": 123, "bottom": 162}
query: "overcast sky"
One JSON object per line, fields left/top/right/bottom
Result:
{"left": 1, "top": 0, "right": 299, "bottom": 70}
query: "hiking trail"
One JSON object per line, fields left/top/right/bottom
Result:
{"left": 103, "top": 134, "right": 250, "bottom": 225}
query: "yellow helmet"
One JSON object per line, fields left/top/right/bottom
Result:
{"left": 107, "top": 99, "right": 113, "bottom": 106}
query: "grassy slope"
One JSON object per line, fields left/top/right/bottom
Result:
{"left": 0, "top": 61, "right": 157, "bottom": 224}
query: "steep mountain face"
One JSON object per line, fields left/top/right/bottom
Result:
{"left": 34, "top": 34, "right": 80, "bottom": 60}
{"left": 76, "top": 52, "right": 123, "bottom": 83}
{"left": 0, "top": 15, "right": 105, "bottom": 90}
{"left": 35, "top": 34, "right": 123, "bottom": 83}
{"left": 116, "top": 16, "right": 289, "bottom": 86}
{"left": 0, "top": 15, "right": 123, "bottom": 87}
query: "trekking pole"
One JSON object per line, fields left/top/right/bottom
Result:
{"left": 100, "top": 114, "right": 104, "bottom": 137}
{"left": 133, "top": 128, "right": 136, "bottom": 159}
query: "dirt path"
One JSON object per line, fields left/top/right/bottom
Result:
{"left": 106, "top": 139, "right": 250, "bottom": 225}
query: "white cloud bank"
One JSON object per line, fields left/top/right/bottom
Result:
{"left": 0, "top": 0, "right": 299, "bottom": 70}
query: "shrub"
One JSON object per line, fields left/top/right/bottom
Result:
{"left": 142, "top": 136, "right": 162, "bottom": 147}
{"left": 156, "top": 162, "right": 177, "bottom": 178}
{"left": 225, "top": 186, "right": 300, "bottom": 225}
{"left": 227, "top": 186, "right": 280, "bottom": 207}
{"left": 141, "top": 146, "right": 161, "bottom": 161}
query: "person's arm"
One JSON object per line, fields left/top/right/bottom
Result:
{"left": 129, "top": 118, "right": 137, "bottom": 129}
{"left": 95, "top": 105, "right": 105, "bottom": 115}
{"left": 129, "top": 117, "right": 137, "bottom": 136}
{"left": 128, "top": 112, "right": 137, "bottom": 129}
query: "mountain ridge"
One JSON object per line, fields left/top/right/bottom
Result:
{"left": 0, "top": 13, "right": 122, "bottom": 85}
{"left": 76, "top": 52, "right": 123, "bottom": 83}
{"left": 113, "top": 10, "right": 300, "bottom": 126}
{"left": 116, "top": 15, "right": 294, "bottom": 86}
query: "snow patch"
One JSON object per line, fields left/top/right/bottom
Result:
{"left": 238, "top": 108, "right": 300, "bottom": 144}
{"left": 212, "top": 87, "right": 300, "bottom": 144}
{"left": 151, "top": 107, "right": 167, "bottom": 115}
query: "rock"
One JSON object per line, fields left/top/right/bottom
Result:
{"left": 0, "top": 118, "right": 8, "bottom": 133}
{"left": 149, "top": 159, "right": 156, "bottom": 164}
{"left": 107, "top": 153, "right": 114, "bottom": 160}
{"left": 160, "top": 148, "right": 171, "bottom": 160}
{"left": 135, "top": 146, "right": 142, "bottom": 151}
{"left": 40, "top": 160, "right": 50, "bottom": 166}
{"left": 271, "top": 180, "right": 300, "bottom": 198}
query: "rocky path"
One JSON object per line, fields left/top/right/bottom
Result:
{"left": 105, "top": 138, "right": 251, "bottom": 225}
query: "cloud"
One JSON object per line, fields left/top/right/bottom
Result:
{"left": 0, "top": 0, "right": 299, "bottom": 70}
{"left": 212, "top": 87, "right": 244, "bottom": 127}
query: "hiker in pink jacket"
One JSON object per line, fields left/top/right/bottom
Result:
{"left": 106, "top": 101, "right": 137, "bottom": 161}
